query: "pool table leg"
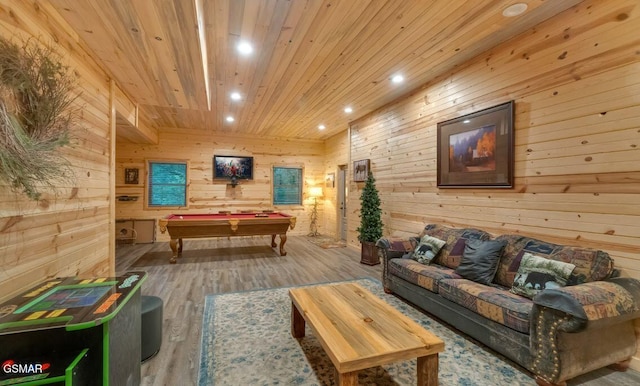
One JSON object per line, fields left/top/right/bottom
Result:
{"left": 271, "top": 234, "right": 288, "bottom": 256}
{"left": 279, "top": 234, "right": 287, "bottom": 256}
{"left": 169, "top": 238, "right": 183, "bottom": 264}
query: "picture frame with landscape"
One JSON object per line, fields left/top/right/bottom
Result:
{"left": 436, "top": 101, "right": 514, "bottom": 188}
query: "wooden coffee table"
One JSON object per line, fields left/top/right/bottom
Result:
{"left": 289, "top": 282, "right": 444, "bottom": 385}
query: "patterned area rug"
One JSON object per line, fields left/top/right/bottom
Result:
{"left": 198, "top": 278, "right": 535, "bottom": 385}
{"left": 305, "top": 235, "right": 346, "bottom": 249}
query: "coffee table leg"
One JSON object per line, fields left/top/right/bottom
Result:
{"left": 417, "top": 354, "right": 439, "bottom": 386}
{"left": 291, "top": 302, "right": 305, "bottom": 338}
{"left": 337, "top": 370, "right": 358, "bottom": 386}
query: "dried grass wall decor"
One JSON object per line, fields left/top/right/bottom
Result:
{"left": 0, "top": 37, "right": 78, "bottom": 200}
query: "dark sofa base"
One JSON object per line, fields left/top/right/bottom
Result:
{"left": 386, "top": 274, "right": 534, "bottom": 371}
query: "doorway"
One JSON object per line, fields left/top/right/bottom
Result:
{"left": 337, "top": 165, "right": 348, "bottom": 241}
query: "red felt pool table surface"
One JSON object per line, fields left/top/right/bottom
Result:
{"left": 164, "top": 212, "right": 291, "bottom": 220}
{"left": 158, "top": 212, "right": 296, "bottom": 264}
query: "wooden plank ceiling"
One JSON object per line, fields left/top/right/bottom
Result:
{"left": 50, "top": 0, "right": 582, "bottom": 141}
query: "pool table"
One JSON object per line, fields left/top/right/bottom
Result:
{"left": 158, "top": 212, "right": 297, "bottom": 263}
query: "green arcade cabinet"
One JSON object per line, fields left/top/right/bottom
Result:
{"left": 0, "top": 271, "right": 146, "bottom": 385}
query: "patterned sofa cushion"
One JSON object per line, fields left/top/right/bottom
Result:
{"left": 439, "top": 279, "right": 533, "bottom": 334}
{"left": 378, "top": 237, "right": 416, "bottom": 257}
{"left": 493, "top": 235, "right": 562, "bottom": 288}
{"left": 493, "top": 235, "right": 615, "bottom": 288}
{"left": 549, "top": 246, "right": 614, "bottom": 284}
{"left": 388, "top": 258, "right": 461, "bottom": 293}
{"left": 420, "top": 224, "right": 491, "bottom": 269}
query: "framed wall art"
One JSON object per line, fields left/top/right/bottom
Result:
{"left": 325, "top": 172, "right": 335, "bottom": 188}
{"left": 124, "top": 168, "right": 139, "bottom": 184}
{"left": 437, "top": 101, "right": 514, "bottom": 188}
{"left": 213, "top": 155, "right": 254, "bottom": 180}
{"left": 353, "top": 159, "right": 370, "bottom": 182}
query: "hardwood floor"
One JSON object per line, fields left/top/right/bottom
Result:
{"left": 116, "top": 236, "right": 640, "bottom": 386}
{"left": 117, "top": 235, "right": 380, "bottom": 386}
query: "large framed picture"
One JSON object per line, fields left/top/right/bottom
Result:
{"left": 213, "top": 155, "right": 254, "bottom": 180}
{"left": 437, "top": 101, "right": 514, "bottom": 188}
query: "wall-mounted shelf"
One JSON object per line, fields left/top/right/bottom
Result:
{"left": 117, "top": 195, "right": 139, "bottom": 201}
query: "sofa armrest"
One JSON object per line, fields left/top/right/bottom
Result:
{"left": 530, "top": 278, "right": 640, "bottom": 383}
{"left": 376, "top": 237, "right": 415, "bottom": 258}
{"left": 376, "top": 237, "right": 417, "bottom": 291}
{"left": 533, "top": 277, "right": 640, "bottom": 331}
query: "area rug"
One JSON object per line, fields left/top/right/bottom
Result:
{"left": 306, "top": 235, "right": 346, "bottom": 249}
{"left": 198, "top": 278, "right": 535, "bottom": 385}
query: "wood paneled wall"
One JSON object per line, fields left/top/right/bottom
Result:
{"left": 349, "top": 0, "right": 640, "bottom": 264}
{"left": 0, "top": 1, "right": 113, "bottom": 302}
{"left": 116, "top": 129, "right": 325, "bottom": 240}
{"left": 349, "top": 0, "right": 640, "bottom": 277}
{"left": 348, "top": 0, "right": 640, "bottom": 368}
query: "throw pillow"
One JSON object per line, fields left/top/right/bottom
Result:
{"left": 503, "top": 238, "right": 560, "bottom": 287}
{"left": 412, "top": 235, "right": 446, "bottom": 265}
{"left": 510, "top": 252, "right": 576, "bottom": 299}
{"left": 455, "top": 239, "right": 507, "bottom": 285}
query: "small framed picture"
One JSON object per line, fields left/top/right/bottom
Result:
{"left": 326, "top": 173, "right": 335, "bottom": 188}
{"left": 353, "top": 159, "right": 370, "bottom": 182}
{"left": 125, "top": 168, "right": 139, "bottom": 184}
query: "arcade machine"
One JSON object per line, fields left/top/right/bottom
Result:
{"left": 0, "top": 271, "right": 146, "bottom": 385}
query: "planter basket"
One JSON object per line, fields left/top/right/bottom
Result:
{"left": 360, "top": 241, "right": 380, "bottom": 265}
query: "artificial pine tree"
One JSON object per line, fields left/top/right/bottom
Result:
{"left": 357, "top": 172, "right": 383, "bottom": 264}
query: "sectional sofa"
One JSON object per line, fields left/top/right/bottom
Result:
{"left": 376, "top": 224, "right": 640, "bottom": 385}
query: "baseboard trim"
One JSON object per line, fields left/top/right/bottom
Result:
{"left": 630, "top": 355, "right": 640, "bottom": 372}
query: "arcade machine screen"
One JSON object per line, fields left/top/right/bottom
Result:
{"left": 16, "top": 285, "right": 113, "bottom": 313}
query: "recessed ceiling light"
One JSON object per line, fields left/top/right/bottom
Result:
{"left": 226, "top": 116, "right": 235, "bottom": 122}
{"left": 230, "top": 92, "right": 242, "bottom": 101}
{"left": 391, "top": 74, "right": 404, "bottom": 84}
{"left": 318, "top": 124, "right": 326, "bottom": 130}
{"left": 502, "top": 3, "right": 528, "bottom": 17}
{"left": 237, "top": 41, "right": 253, "bottom": 55}
{"left": 344, "top": 107, "right": 353, "bottom": 114}
{"left": 463, "top": 119, "right": 471, "bottom": 124}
